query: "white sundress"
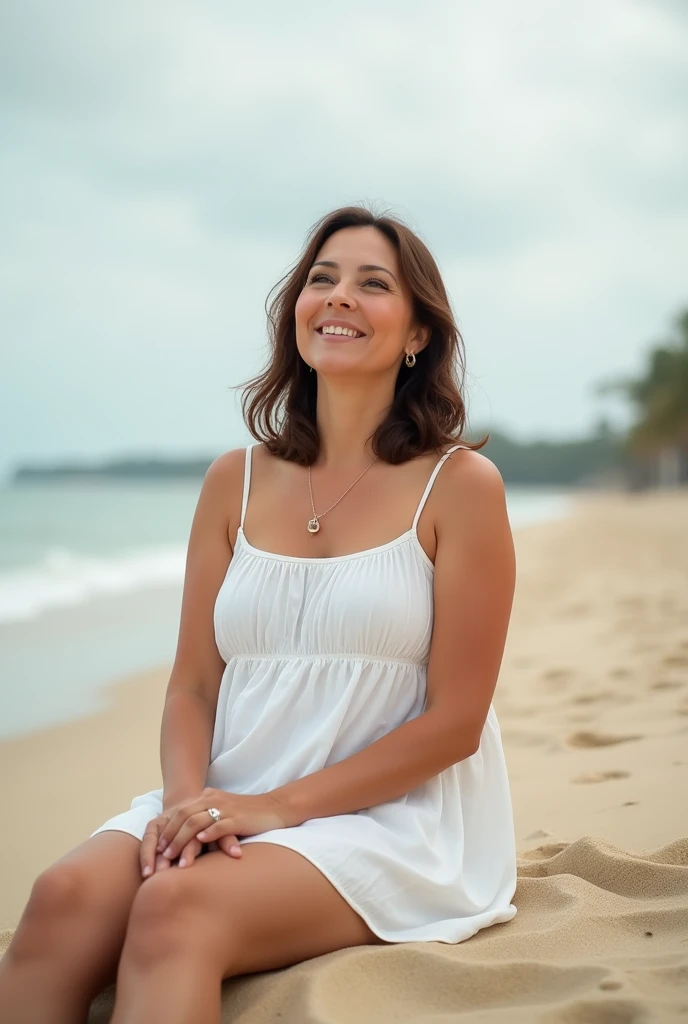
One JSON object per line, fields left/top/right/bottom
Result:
{"left": 91, "top": 442, "right": 518, "bottom": 944}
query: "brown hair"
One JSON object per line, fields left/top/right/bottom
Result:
{"left": 234, "top": 203, "right": 488, "bottom": 465}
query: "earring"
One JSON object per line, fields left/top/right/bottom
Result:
{"left": 405, "top": 351, "right": 416, "bottom": 368}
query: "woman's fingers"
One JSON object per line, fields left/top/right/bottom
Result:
{"left": 141, "top": 816, "right": 168, "bottom": 878}
{"left": 178, "top": 837, "right": 202, "bottom": 868}
{"left": 142, "top": 822, "right": 240, "bottom": 880}
{"left": 218, "top": 834, "right": 243, "bottom": 858}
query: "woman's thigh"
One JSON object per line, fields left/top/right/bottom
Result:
{"left": 126, "top": 841, "right": 390, "bottom": 979}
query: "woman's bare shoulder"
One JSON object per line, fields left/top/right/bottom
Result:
{"left": 205, "top": 444, "right": 261, "bottom": 481}
{"left": 199, "top": 446, "right": 253, "bottom": 511}
{"left": 436, "top": 448, "right": 506, "bottom": 521}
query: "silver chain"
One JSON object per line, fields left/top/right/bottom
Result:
{"left": 308, "top": 457, "right": 378, "bottom": 528}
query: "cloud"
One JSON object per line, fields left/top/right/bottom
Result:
{"left": 0, "top": 0, "right": 686, "bottom": 473}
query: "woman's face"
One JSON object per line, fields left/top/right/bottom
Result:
{"left": 295, "top": 225, "right": 427, "bottom": 377}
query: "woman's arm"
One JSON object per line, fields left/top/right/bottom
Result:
{"left": 159, "top": 451, "right": 242, "bottom": 808}
{"left": 273, "top": 452, "right": 516, "bottom": 826}
{"left": 160, "top": 691, "right": 215, "bottom": 808}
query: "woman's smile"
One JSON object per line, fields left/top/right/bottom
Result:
{"left": 314, "top": 327, "right": 366, "bottom": 343}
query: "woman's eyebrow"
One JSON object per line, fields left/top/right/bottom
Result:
{"left": 311, "top": 260, "right": 398, "bottom": 285}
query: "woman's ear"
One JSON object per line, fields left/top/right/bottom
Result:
{"left": 414, "top": 325, "right": 432, "bottom": 354}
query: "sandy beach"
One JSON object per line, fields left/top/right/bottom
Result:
{"left": 1, "top": 489, "right": 687, "bottom": 1022}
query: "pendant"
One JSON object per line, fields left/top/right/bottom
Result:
{"left": 307, "top": 517, "right": 320, "bottom": 534}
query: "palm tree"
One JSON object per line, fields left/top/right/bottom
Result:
{"left": 595, "top": 309, "right": 688, "bottom": 486}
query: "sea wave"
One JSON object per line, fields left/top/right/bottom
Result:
{"left": 0, "top": 545, "right": 186, "bottom": 624}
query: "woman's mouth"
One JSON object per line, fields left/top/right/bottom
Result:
{"left": 314, "top": 327, "right": 366, "bottom": 342}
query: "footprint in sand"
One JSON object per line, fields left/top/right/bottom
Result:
{"left": 676, "top": 699, "right": 688, "bottom": 717}
{"left": 566, "top": 730, "right": 643, "bottom": 749}
{"left": 663, "top": 653, "right": 688, "bottom": 667}
{"left": 609, "top": 667, "right": 631, "bottom": 679}
{"left": 572, "top": 770, "right": 630, "bottom": 784}
{"left": 623, "top": 800, "right": 639, "bottom": 806}
{"left": 570, "top": 690, "right": 626, "bottom": 706}
{"left": 541, "top": 668, "right": 576, "bottom": 692}
{"left": 650, "top": 680, "right": 684, "bottom": 691}
{"left": 542, "top": 667, "right": 574, "bottom": 681}
{"left": 501, "top": 729, "right": 560, "bottom": 752}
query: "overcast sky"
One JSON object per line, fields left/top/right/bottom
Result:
{"left": 1, "top": 0, "right": 686, "bottom": 481}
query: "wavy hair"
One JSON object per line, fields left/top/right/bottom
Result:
{"left": 234, "top": 203, "right": 488, "bottom": 465}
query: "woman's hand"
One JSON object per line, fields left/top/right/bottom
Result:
{"left": 140, "top": 796, "right": 228, "bottom": 878}
{"left": 140, "top": 802, "right": 210, "bottom": 879}
{"left": 155, "top": 787, "right": 292, "bottom": 864}
{"left": 140, "top": 827, "right": 234, "bottom": 878}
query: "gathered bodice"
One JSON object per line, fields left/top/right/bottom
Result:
{"left": 213, "top": 527, "right": 434, "bottom": 665}
{"left": 213, "top": 443, "right": 467, "bottom": 666}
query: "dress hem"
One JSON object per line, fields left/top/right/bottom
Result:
{"left": 239, "top": 834, "right": 517, "bottom": 945}
{"left": 88, "top": 824, "right": 516, "bottom": 945}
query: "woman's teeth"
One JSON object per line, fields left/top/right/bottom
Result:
{"left": 318, "top": 326, "right": 364, "bottom": 338}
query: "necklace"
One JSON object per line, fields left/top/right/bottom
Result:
{"left": 307, "top": 456, "right": 378, "bottom": 534}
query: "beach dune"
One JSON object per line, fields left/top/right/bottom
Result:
{"left": 1, "top": 489, "right": 687, "bottom": 1022}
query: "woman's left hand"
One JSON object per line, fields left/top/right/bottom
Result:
{"left": 156, "top": 788, "right": 293, "bottom": 862}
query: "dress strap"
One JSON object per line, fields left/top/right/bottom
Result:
{"left": 239, "top": 444, "right": 256, "bottom": 530}
{"left": 411, "top": 444, "right": 468, "bottom": 532}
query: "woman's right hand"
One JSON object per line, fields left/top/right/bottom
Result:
{"left": 140, "top": 800, "right": 243, "bottom": 879}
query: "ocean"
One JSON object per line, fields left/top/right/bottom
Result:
{"left": 0, "top": 479, "right": 576, "bottom": 739}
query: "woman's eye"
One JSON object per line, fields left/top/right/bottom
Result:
{"left": 309, "top": 274, "right": 388, "bottom": 290}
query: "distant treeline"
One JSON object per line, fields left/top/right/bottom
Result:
{"left": 473, "top": 427, "right": 627, "bottom": 486}
{"left": 13, "top": 457, "right": 216, "bottom": 482}
{"left": 12, "top": 427, "right": 628, "bottom": 488}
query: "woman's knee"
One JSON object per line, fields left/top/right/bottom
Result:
{"left": 12, "top": 861, "right": 92, "bottom": 959}
{"left": 15, "top": 834, "right": 140, "bottom": 958}
{"left": 124, "top": 870, "right": 229, "bottom": 966}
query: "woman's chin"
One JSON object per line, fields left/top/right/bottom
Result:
{"left": 310, "top": 357, "right": 363, "bottom": 376}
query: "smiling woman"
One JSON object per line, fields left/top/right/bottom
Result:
{"left": 0, "top": 203, "right": 517, "bottom": 1024}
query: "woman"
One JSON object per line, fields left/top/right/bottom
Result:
{"left": 0, "top": 205, "right": 518, "bottom": 1023}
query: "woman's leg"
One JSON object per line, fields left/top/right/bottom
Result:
{"left": 0, "top": 831, "right": 143, "bottom": 1024}
{"left": 111, "top": 841, "right": 388, "bottom": 1024}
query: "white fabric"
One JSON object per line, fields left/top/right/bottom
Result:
{"left": 91, "top": 443, "right": 518, "bottom": 943}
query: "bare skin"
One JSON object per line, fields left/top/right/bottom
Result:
{"left": 0, "top": 833, "right": 142, "bottom": 1024}
{"left": 0, "top": 831, "right": 384, "bottom": 1024}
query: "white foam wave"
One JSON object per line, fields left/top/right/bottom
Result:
{"left": 0, "top": 546, "right": 186, "bottom": 624}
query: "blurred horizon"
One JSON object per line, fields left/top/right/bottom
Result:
{"left": 2, "top": 0, "right": 687, "bottom": 479}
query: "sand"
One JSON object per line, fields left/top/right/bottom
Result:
{"left": 1, "top": 488, "right": 687, "bottom": 1022}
